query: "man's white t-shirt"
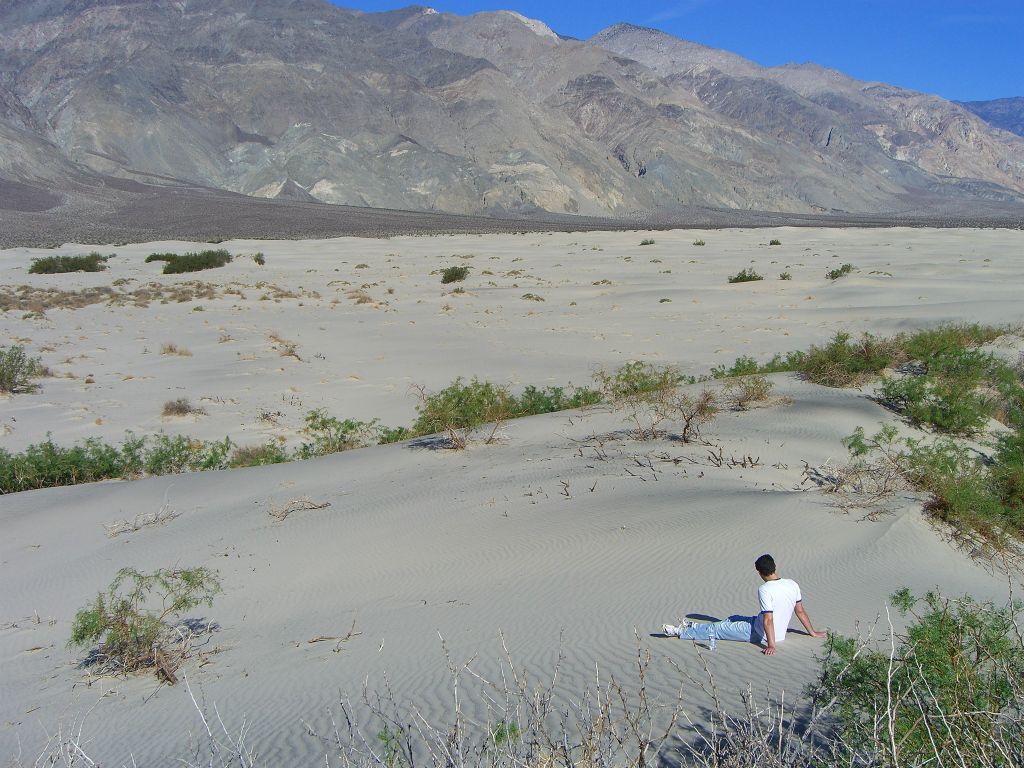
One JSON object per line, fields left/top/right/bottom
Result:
{"left": 754, "top": 578, "right": 802, "bottom": 644}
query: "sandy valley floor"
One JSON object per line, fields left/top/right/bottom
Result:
{"left": 1, "top": 227, "right": 1022, "bottom": 764}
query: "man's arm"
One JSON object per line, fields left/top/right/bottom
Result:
{"left": 761, "top": 612, "right": 776, "bottom": 655}
{"left": 794, "top": 603, "right": 827, "bottom": 639}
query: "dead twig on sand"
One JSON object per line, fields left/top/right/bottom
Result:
{"left": 268, "top": 496, "right": 331, "bottom": 521}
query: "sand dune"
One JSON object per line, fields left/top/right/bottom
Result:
{"left": 1, "top": 227, "right": 1022, "bottom": 763}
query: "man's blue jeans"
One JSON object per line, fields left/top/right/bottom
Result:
{"left": 677, "top": 615, "right": 764, "bottom": 644}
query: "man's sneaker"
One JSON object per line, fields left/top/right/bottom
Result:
{"left": 662, "top": 620, "right": 693, "bottom": 637}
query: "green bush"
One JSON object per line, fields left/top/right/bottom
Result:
{"left": 639, "top": 238, "right": 655, "bottom": 246}
{"left": 146, "top": 249, "right": 232, "bottom": 274}
{"left": 252, "top": 252, "right": 266, "bottom": 266}
{"left": 880, "top": 370, "right": 994, "bottom": 436}
{"left": 229, "top": 442, "right": 290, "bottom": 468}
{"left": 143, "top": 434, "right": 232, "bottom": 475}
{"left": 298, "top": 410, "right": 379, "bottom": 459}
{"left": 29, "top": 252, "right": 109, "bottom": 274}
{"left": 440, "top": 265, "right": 470, "bottom": 284}
{"left": 710, "top": 355, "right": 761, "bottom": 379}
{"left": 69, "top": 566, "right": 221, "bottom": 677}
{"left": 0, "top": 436, "right": 131, "bottom": 493}
{"left": 817, "top": 589, "right": 1023, "bottom": 765}
{"left": 825, "top": 263, "right": 855, "bottom": 280}
{"left": 801, "top": 331, "right": 900, "bottom": 387}
{"left": 779, "top": 271, "right": 792, "bottom": 280}
{"left": 727, "top": 268, "right": 763, "bottom": 283}
{"left": 904, "top": 324, "right": 1006, "bottom": 361}
{"left": 992, "top": 431, "right": 1024, "bottom": 513}
{"left": 692, "top": 239, "right": 705, "bottom": 246}
{"left": 0, "top": 345, "right": 45, "bottom": 394}
{"left": 517, "top": 384, "right": 601, "bottom": 414}
{"left": 412, "top": 379, "right": 516, "bottom": 437}
{"left": 593, "top": 361, "right": 685, "bottom": 401}
{"left": 768, "top": 239, "right": 782, "bottom": 246}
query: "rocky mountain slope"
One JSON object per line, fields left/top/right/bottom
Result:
{"left": 1, "top": 1, "right": 1022, "bottom": 221}
{"left": 959, "top": 97, "right": 1024, "bottom": 138}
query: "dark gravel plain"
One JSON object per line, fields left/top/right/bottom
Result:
{"left": 2, "top": 183, "right": 1022, "bottom": 249}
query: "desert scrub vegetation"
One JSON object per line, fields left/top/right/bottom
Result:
{"left": 727, "top": 267, "right": 764, "bottom": 283}
{"left": 825, "top": 263, "right": 856, "bottom": 280}
{"left": 146, "top": 249, "right": 232, "bottom": 274}
{"left": 693, "top": 238, "right": 706, "bottom": 246}
{"left": 0, "top": 344, "right": 48, "bottom": 393}
{"left": 70, "top": 566, "right": 220, "bottom": 682}
{"left": 639, "top": 238, "right": 655, "bottom": 245}
{"left": 722, "top": 374, "right": 774, "bottom": 410}
{"left": 836, "top": 422, "right": 1024, "bottom": 544}
{"left": 410, "top": 379, "right": 600, "bottom": 448}
{"left": 162, "top": 398, "right": 206, "bottom": 417}
{"left": 595, "top": 362, "right": 717, "bottom": 441}
{"left": 440, "top": 265, "right": 470, "bottom": 284}
{"left": 28, "top": 252, "right": 111, "bottom": 274}
{"left": 768, "top": 238, "right": 782, "bottom": 246}
{"left": 815, "top": 588, "right": 1024, "bottom": 766}
{"left": 779, "top": 271, "right": 792, "bottom": 280}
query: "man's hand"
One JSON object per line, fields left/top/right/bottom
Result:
{"left": 762, "top": 645, "right": 776, "bottom": 656}
{"left": 811, "top": 630, "right": 827, "bottom": 639}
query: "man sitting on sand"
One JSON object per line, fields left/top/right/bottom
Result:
{"left": 662, "top": 554, "right": 827, "bottom": 655}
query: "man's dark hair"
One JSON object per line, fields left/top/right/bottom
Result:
{"left": 755, "top": 554, "right": 776, "bottom": 577}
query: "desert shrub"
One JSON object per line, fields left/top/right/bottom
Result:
{"left": 411, "top": 379, "right": 516, "bottom": 446}
{"left": 229, "top": 442, "right": 290, "bottom": 467}
{"left": 28, "top": 252, "right": 109, "bottom": 274}
{"left": 69, "top": 566, "right": 221, "bottom": 678}
{"left": 161, "top": 398, "right": 205, "bottom": 417}
{"left": 671, "top": 388, "right": 719, "bottom": 443}
{"left": 727, "top": 268, "right": 763, "bottom": 283}
{"left": 768, "top": 238, "right": 781, "bottom": 246}
{"left": 160, "top": 342, "right": 192, "bottom": 356}
{"left": 710, "top": 355, "right": 760, "bottom": 379}
{"left": 992, "top": 431, "right": 1024, "bottom": 513}
{"left": 639, "top": 238, "right": 655, "bottom": 246}
{"left": 516, "top": 384, "right": 601, "bottom": 415}
{"left": 779, "top": 271, "right": 792, "bottom": 280}
{"left": 0, "top": 436, "right": 131, "bottom": 493}
{"left": 801, "top": 331, "right": 901, "bottom": 387}
{"left": 0, "top": 344, "right": 45, "bottom": 393}
{"left": 843, "top": 425, "right": 1022, "bottom": 542}
{"left": 722, "top": 374, "right": 774, "bottom": 409}
{"left": 377, "top": 426, "right": 413, "bottom": 444}
{"left": 904, "top": 323, "right": 1006, "bottom": 361}
{"left": 146, "top": 249, "right": 232, "bottom": 274}
{"left": 825, "top": 263, "right": 855, "bottom": 280}
{"left": 252, "top": 252, "right": 266, "bottom": 266}
{"left": 693, "top": 239, "right": 706, "bottom": 246}
{"left": 440, "top": 265, "right": 470, "bottom": 284}
{"left": 298, "top": 410, "right": 379, "bottom": 458}
{"left": 143, "top": 434, "right": 232, "bottom": 475}
{"left": 817, "top": 589, "right": 1024, "bottom": 766}
{"left": 880, "top": 372, "right": 994, "bottom": 435}
{"left": 520, "top": 293, "right": 544, "bottom": 301}
{"left": 594, "top": 361, "right": 685, "bottom": 401}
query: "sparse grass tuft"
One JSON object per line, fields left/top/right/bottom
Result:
{"left": 252, "top": 252, "right": 266, "bottom": 266}
{"left": 160, "top": 343, "right": 192, "bottom": 357}
{"left": 639, "top": 238, "right": 655, "bottom": 246}
{"left": 768, "top": 238, "right": 782, "bottom": 246}
{"left": 779, "top": 271, "right": 792, "bottom": 280}
{"left": 693, "top": 239, "right": 706, "bottom": 246}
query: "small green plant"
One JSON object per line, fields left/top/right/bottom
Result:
{"left": 639, "top": 238, "right": 655, "bottom": 246}
{"left": 692, "top": 239, "right": 705, "bottom": 246}
{"left": 659, "top": 298, "right": 671, "bottom": 303}
{"left": 825, "top": 263, "right": 855, "bottom": 280}
{"left": 29, "top": 252, "right": 110, "bottom": 274}
{"left": 0, "top": 345, "right": 46, "bottom": 393}
{"left": 146, "top": 250, "right": 232, "bottom": 274}
{"left": 252, "top": 252, "right": 266, "bottom": 266}
{"left": 440, "top": 265, "right": 470, "bottom": 284}
{"left": 521, "top": 293, "right": 544, "bottom": 301}
{"left": 594, "top": 361, "right": 685, "bottom": 401}
{"left": 69, "top": 566, "right": 221, "bottom": 679}
{"left": 727, "top": 268, "right": 764, "bottom": 283}
{"left": 355, "top": 263, "right": 369, "bottom": 269}
{"left": 779, "top": 271, "right": 792, "bottom": 280}
{"left": 768, "top": 239, "right": 782, "bottom": 246}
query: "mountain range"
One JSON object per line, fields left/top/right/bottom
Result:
{"left": 1, "top": 0, "right": 1023, "bottom": 232}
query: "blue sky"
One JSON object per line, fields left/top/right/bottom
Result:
{"left": 333, "top": 0, "right": 1022, "bottom": 101}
